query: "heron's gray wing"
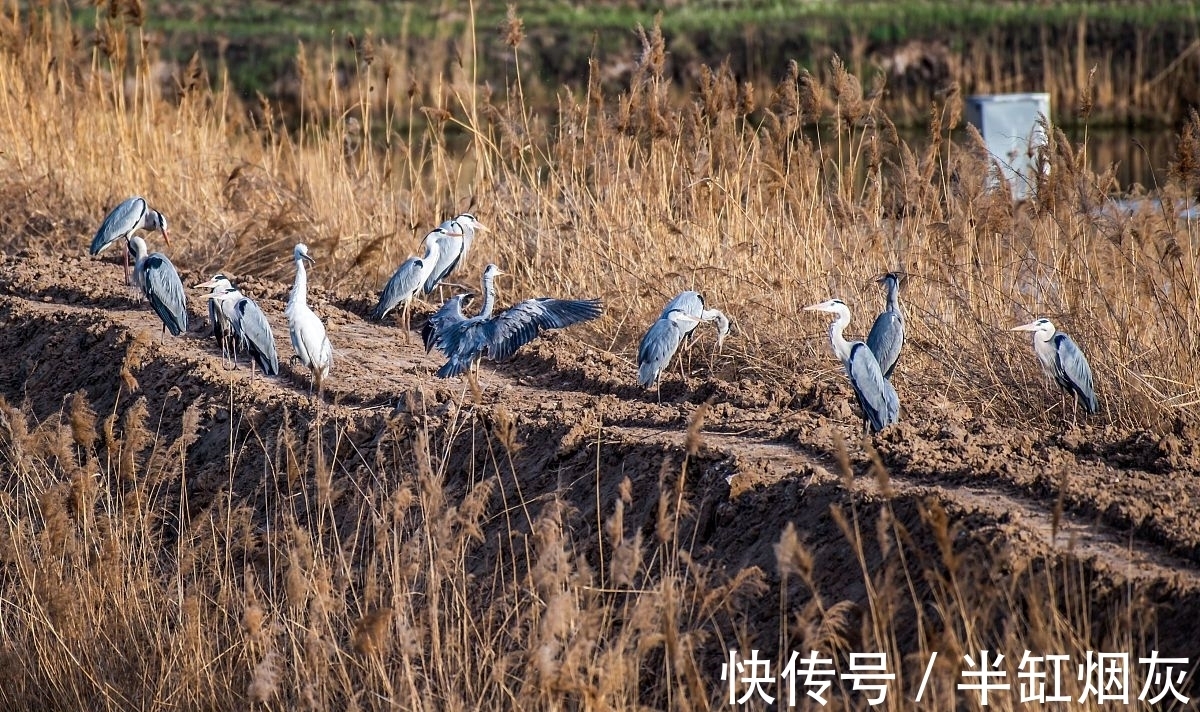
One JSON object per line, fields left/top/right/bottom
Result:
{"left": 235, "top": 298, "right": 280, "bottom": 375}
{"left": 422, "top": 296, "right": 468, "bottom": 352}
{"left": 846, "top": 342, "right": 895, "bottom": 432}
{"left": 637, "top": 318, "right": 684, "bottom": 387}
{"left": 434, "top": 317, "right": 491, "bottom": 378}
{"left": 373, "top": 258, "right": 424, "bottom": 320}
{"left": 1053, "top": 333, "right": 1099, "bottom": 413}
{"left": 484, "top": 298, "right": 604, "bottom": 362}
{"left": 90, "top": 196, "right": 146, "bottom": 254}
{"left": 144, "top": 253, "right": 188, "bottom": 336}
{"left": 423, "top": 234, "right": 463, "bottom": 294}
{"left": 865, "top": 310, "right": 904, "bottom": 379}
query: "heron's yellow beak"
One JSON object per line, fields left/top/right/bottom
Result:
{"left": 1010, "top": 322, "right": 1039, "bottom": 332}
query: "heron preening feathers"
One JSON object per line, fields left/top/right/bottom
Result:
{"left": 287, "top": 244, "right": 333, "bottom": 392}
{"left": 805, "top": 298, "right": 899, "bottom": 433}
{"left": 428, "top": 264, "right": 603, "bottom": 378}
{"left": 1011, "top": 318, "right": 1099, "bottom": 416}
{"left": 90, "top": 197, "right": 170, "bottom": 282}
{"left": 197, "top": 274, "right": 280, "bottom": 376}
{"left": 660, "top": 291, "right": 730, "bottom": 349}
{"left": 866, "top": 273, "right": 905, "bottom": 380}
{"left": 637, "top": 309, "right": 702, "bottom": 397}
{"left": 128, "top": 236, "right": 187, "bottom": 338}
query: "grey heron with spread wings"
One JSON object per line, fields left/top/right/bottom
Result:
{"left": 428, "top": 264, "right": 603, "bottom": 379}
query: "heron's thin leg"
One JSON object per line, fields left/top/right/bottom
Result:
{"left": 402, "top": 300, "right": 413, "bottom": 345}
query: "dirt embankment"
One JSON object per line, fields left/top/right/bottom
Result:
{"left": 2, "top": 248, "right": 1199, "bottom": 699}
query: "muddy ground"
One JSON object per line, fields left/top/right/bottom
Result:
{"left": 1, "top": 248, "right": 1199, "bottom": 704}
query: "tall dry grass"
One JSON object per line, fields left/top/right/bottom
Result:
{"left": 0, "top": 4, "right": 1196, "bottom": 709}
{"left": 1, "top": 4, "right": 1196, "bottom": 429}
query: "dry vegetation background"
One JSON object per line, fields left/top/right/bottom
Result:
{"left": 0, "top": 3, "right": 1198, "bottom": 710}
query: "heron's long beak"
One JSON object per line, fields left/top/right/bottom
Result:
{"left": 1010, "top": 322, "right": 1039, "bottom": 332}
{"left": 473, "top": 221, "right": 488, "bottom": 232}
{"left": 161, "top": 228, "right": 171, "bottom": 246}
{"left": 802, "top": 303, "right": 828, "bottom": 312}
{"left": 195, "top": 278, "right": 219, "bottom": 289}
{"left": 303, "top": 254, "right": 315, "bottom": 265}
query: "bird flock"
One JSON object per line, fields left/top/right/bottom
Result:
{"left": 87, "top": 196, "right": 1100, "bottom": 429}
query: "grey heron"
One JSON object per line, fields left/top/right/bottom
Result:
{"left": 865, "top": 273, "right": 905, "bottom": 379}
{"left": 127, "top": 236, "right": 187, "bottom": 337}
{"left": 431, "top": 264, "right": 604, "bottom": 378}
{"left": 804, "top": 298, "right": 899, "bottom": 433}
{"left": 196, "top": 274, "right": 238, "bottom": 362}
{"left": 421, "top": 292, "right": 475, "bottom": 352}
{"left": 660, "top": 291, "right": 730, "bottom": 348}
{"left": 425, "top": 213, "right": 487, "bottom": 295}
{"left": 198, "top": 275, "right": 280, "bottom": 376}
{"left": 637, "top": 308, "right": 702, "bottom": 398}
{"left": 1010, "top": 318, "right": 1099, "bottom": 415}
{"left": 373, "top": 229, "right": 445, "bottom": 325}
{"left": 90, "top": 196, "right": 170, "bottom": 281}
{"left": 287, "top": 244, "right": 333, "bottom": 392}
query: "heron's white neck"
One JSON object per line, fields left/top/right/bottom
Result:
{"left": 701, "top": 308, "right": 729, "bottom": 333}
{"left": 479, "top": 272, "right": 498, "bottom": 319}
{"left": 290, "top": 257, "right": 308, "bottom": 310}
{"left": 827, "top": 308, "right": 853, "bottom": 363}
{"left": 128, "top": 238, "right": 148, "bottom": 267}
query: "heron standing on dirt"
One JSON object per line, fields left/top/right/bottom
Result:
{"left": 287, "top": 244, "right": 333, "bottom": 392}
{"left": 373, "top": 229, "right": 445, "bottom": 330}
{"left": 1010, "top": 318, "right": 1099, "bottom": 416}
{"left": 196, "top": 274, "right": 238, "bottom": 361}
{"left": 637, "top": 308, "right": 702, "bottom": 399}
{"left": 804, "top": 298, "right": 899, "bottom": 433}
{"left": 430, "top": 264, "right": 603, "bottom": 378}
{"left": 90, "top": 196, "right": 170, "bottom": 282}
{"left": 198, "top": 275, "right": 280, "bottom": 376}
{"left": 865, "top": 273, "right": 905, "bottom": 379}
{"left": 425, "top": 213, "right": 487, "bottom": 295}
{"left": 128, "top": 236, "right": 187, "bottom": 338}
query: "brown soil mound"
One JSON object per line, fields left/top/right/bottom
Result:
{"left": 2, "top": 249, "right": 1198, "bottom": 705}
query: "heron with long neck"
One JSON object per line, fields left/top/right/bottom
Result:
{"left": 128, "top": 236, "right": 187, "bottom": 339}
{"left": 866, "top": 272, "right": 905, "bottom": 380}
{"left": 1011, "top": 318, "right": 1099, "bottom": 419}
{"left": 430, "top": 264, "right": 603, "bottom": 379}
{"left": 804, "top": 298, "right": 899, "bottom": 433}
{"left": 287, "top": 243, "right": 333, "bottom": 393}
